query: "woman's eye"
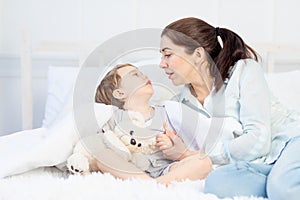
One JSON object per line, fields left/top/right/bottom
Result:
{"left": 164, "top": 54, "right": 171, "bottom": 58}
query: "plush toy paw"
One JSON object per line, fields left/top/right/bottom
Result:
{"left": 67, "top": 153, "right": 90, "bottom": 175}
{"left": 66, "top": 134, "right": 104, "bottom": 175}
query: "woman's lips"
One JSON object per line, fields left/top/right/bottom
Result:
{"left": 166, "top": 72, "right": 174, "bottom": 79}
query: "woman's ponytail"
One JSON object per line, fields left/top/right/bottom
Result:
{"left": 213, "top": 28, "right": 258, "bottom": 90}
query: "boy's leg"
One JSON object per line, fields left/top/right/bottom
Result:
{"left": 267, "top": 137, "right": 300, "bottom": 200}
{"left": 204, "top": 161, "right": 272, "bottom": 198}
{"left": 95, "top": 148, "right": 152, "bottom": 180}
{"left": 156, "top": 154, "right": 212, "bottom": 183}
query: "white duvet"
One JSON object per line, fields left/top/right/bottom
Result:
{"left": 0, "top": 113, "right": 78, "bottom": 178}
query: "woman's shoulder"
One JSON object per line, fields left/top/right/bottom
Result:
{"left": 229, "top": 59, "right": 264, "bottom": 81}
{"left": 234, "top": 59, "right": 263, "bottom": 74}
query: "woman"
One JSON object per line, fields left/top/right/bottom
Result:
{"left": 159, "top": 17, "right": 300, "bottom": 199}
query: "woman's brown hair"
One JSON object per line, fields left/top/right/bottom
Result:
{"left": 161, "top": 17, "right": 258, "bottom": 91}
{"left": 95, "top": 63, "right": 135, "bottom": 109}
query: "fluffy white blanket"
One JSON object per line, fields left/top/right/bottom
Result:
{"left": 0, "top": 167, "right": 267, "bottom": 200}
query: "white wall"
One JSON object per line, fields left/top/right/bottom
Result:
{"left": 274, "top": 0, "right": 300, "bottom": 44}
{"left": 1, "top": 0, "right": 300, "bottom": 135}
{"left": 2, "top": 0, "right": 300, "bottom": 54}
{"left": 0, "top": 0, "right": 3, "bottom": 51}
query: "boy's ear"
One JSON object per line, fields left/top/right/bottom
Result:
{"left": 112, "top": 89, "right": 126, "bottom": 99}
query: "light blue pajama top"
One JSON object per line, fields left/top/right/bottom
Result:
{"left": 177, "top": 59, "right": 300, "bottom": 165}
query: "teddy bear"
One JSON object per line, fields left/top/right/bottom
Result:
{"left": 66, "top": 124, "right": 160, "bottom": 175}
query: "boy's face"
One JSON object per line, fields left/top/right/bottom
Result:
{"left": 116, "top": 65, "right": 153, "bottom": 99}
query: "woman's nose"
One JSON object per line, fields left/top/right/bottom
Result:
{"left": 159, "top": 59, "right": 167, "bottom": 68}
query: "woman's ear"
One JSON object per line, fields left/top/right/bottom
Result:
{"left": 193, "top": 47, "right": 208, "bottom": 66}
{"left": 112, "top": 89, "right": 126, "bottom": 99}
{"left": 193, "top": 47, "right": 205, "bottom": 60}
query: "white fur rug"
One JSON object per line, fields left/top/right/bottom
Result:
{"left": 0, "top": 167, "right": 267, "bottom": 200}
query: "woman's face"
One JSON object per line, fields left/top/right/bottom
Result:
{"left": 159, "top": 35, "right": 196, "bottom": 86}
{"left": 117, "top": 65, "right": 153, "bottom": 99}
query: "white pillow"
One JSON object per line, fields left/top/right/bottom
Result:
{"left": 43, "top": 66, "right": 80, "bottom": 127}
{"left": 94, "top": 103, "right": 117, "bottom": 128}
{"left": 265, "top": 70, "right": 300, "bottom": 111}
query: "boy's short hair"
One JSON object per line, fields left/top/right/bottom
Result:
{"left": 95, "top": 63, "right": 135, "bottom": 109}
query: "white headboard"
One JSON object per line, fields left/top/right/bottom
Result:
{"left": 254, "top": 43, "right": 300, "bottom": 73}
{"left": 20, "top": 32, "right": 97, "bottom": 130}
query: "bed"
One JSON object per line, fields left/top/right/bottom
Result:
{"left": 0, "top": 36, "right": 300, "bottom": 200}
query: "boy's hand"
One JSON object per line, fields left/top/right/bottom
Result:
{"left": 156, "top": 133, "right": 173, "bottom": 150}
{"left": 160, "top": 123, "right": 189, "bottom": 161}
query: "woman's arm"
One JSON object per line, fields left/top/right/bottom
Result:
{"left": 208, "top": 60, "right": 272, "bottom": 164}
{"left": 229, "top": 60, "right": 272, "bottom": 160}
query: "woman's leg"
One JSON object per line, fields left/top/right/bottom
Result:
{"left": 156, "top": 154, "right": 212, "bottom": 183}
{"left": 95, "top": 148, "right": 152, "bottom": 180}
{"left": 267, "top": 137, "right": 300, "bottom": 200}
{"left": 204, "top": 161, "right": 272, "bottom": 198}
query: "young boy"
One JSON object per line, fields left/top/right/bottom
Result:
{"left": 95, "top": 63, "right": 212, "bottom": 183}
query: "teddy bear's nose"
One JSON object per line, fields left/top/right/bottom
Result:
{"left": 130, "top": 138, "right": 136, "bottom": 145}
